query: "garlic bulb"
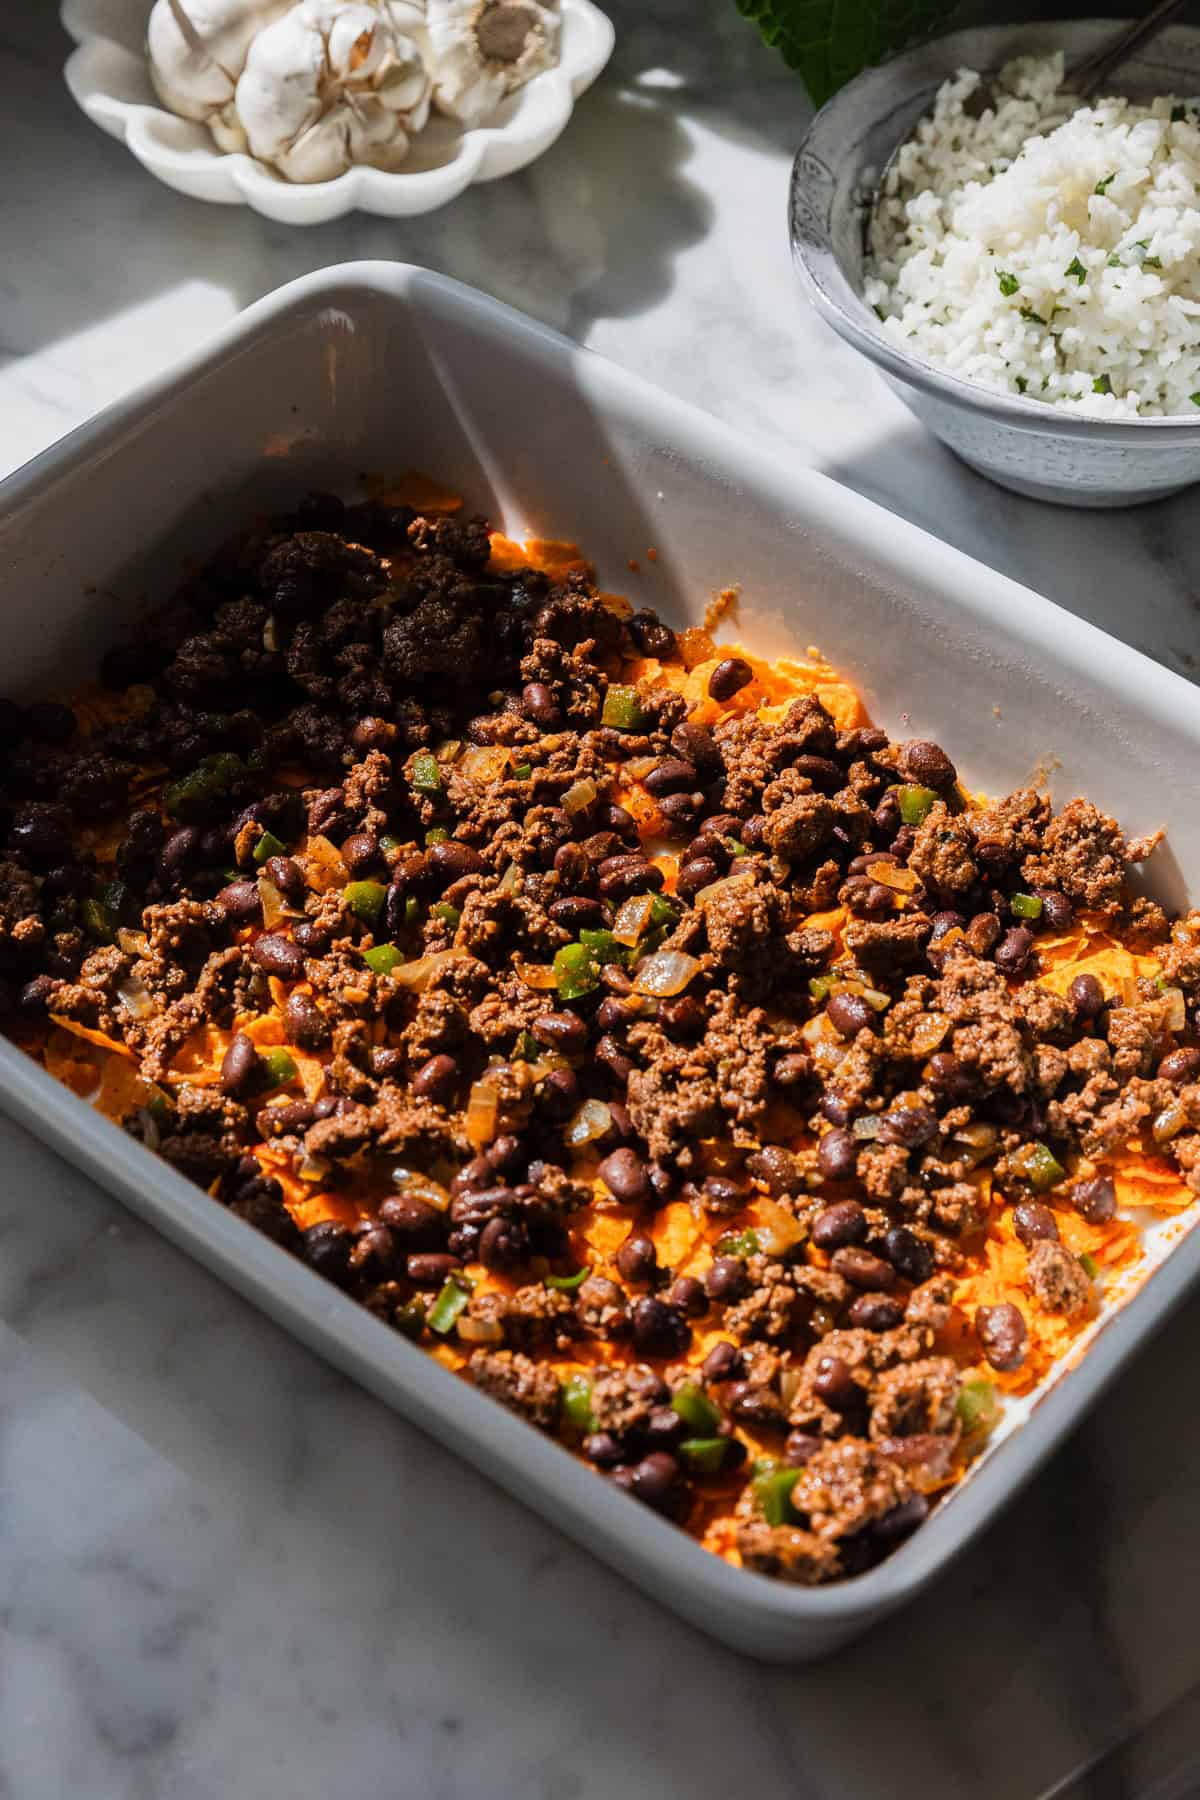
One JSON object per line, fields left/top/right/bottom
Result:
{"left": 147, "top": 0, "right": 293, "bottom": 151}
{"left": 426, "top": 0, "right": 560, "bottom": 125}
{"left": 235, "top": 1, "right": 432, "bottom": 182}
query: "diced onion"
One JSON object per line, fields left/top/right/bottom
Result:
{"left": 136, "top": 1106, "right": 161, "bottom": 1152}
{"left": 860, "top": 986, "right": 891, "bottom": 1013}
{"left": 466, "top": 1078, "right": 499, "bottom": 1148}
{"left": 302, "top": 835, "right": 349, "bottom": 893}
{"left": 696, "top": 870, "right": 755, "bottom": 907}
{"left": 779, "top": 1367, "right": 803, "bottom": 1408}
{"left": 460, "top": 744, "right": 510, "bottom": 781}
{"left": 390, "top": 951, "right": 456, "bottom": 993}
{"left": 435, "top": 739, "right": 463, "bottom": 765}
{"left": 262, "top": 614, "right": 280, "bottom": 652}
{"left": 756, "top": 1196, "right": 806, "bottom": 1257}
{"left": 298, "top": 1154, "right": 330, "bottom": 1182}
{"left": 613, "top": 893, "right": 654, "bottom": 947}
{"left": 1162, "top": 986, "right": 1187, "bottom": 1033}
{"left": 563, "top": 777, "right": 597, "bottom": 816}
{"left": 258, "top": 874, "right": 289, "bottom": 929}
{"left": 634, "top": 950, "right": 700, "bottom": 997}
{"left": 869, "top": 862, "right": 918, "bottom": 893}
{"left": 115, "top": 977, "right": 155, "bottom": 1020}
{"left": 1153, "top": 1102, "right": 1189, "bottom": 1145}
{"left": 457, "top": 1315, "right": 503, "bottom": 1345}
{"left": 678, "top": 627, "right": 717, "bottom": 670}
{"left": 497, "top": 862, "right": 522, "bottom": 895}
{"left": 852, "top": 1116, "right": 881, "bottom": 1140}
{"left": 390, "top": 1169, "right": 452, "bottom": 1212}
{"left": 624, "top": 757, "right": 657, "bottom": 781}
{"left": 565, "top": 1099, "right": 612, "bottom": 1147}
{"left": 518, "top": 961, "right": 559, "bottom": 990}
{"left": 117, "top": 928, "right": 148, "bottom": 956}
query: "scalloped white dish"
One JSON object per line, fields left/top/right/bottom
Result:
{"left": 61, "top": 0, "right": 614, "bottom": 223}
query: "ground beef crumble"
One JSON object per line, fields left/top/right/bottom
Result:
{"left": 8, "top": 485, "right": 1191, "bottom": 1592}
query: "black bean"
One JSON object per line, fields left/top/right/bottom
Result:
{"left": 707, "top": 658, "right": 753, "bottom": 702}
{"left": 599, "top": 1147, "right": 653, "bottom": 1206}
{"left": 668, "top": 1276, "right": 707, "bottom": 1318}
{"left": 431, "top": 841, "right": 484, "bottom": 885}
{"left": 813, "top": 1354, "right": 859, "bottom": 1411}
{"left": 370, "top": 1046, "right": 405, "bottom": 1078}
{"left": 253, "top": 933, "right": 305, "bottom": 980}
{"left": 351, "top": 716, "right": 393, "bottom": 753}
{"left": 488, "top": 1135, "right": 525, "bottom": 1173}
{"left": 659, "top": 994, "right": 705, "bottom": 1041}
{"left": 266, "top": 854, "right": 306, "bottom": 901}
{"left": 792, "top": 755, "right": 843, "bottom": 793}
{"left": 670, "top": 721, "right": 720, "bottom": 776}
{"left": 827, "top": 991, "right": 874, "bottom": 1037}
{"left": 10, "top": 809, "right": 72, "bottom": 866}
{"left": 966, "top": 912, "right": 1001, "bottom": 956}
{"left": 832, "top": 1246, "right": 896, "bottom": 1291}
{"left": 1035, "top": 889, "right": 1075, "bottom": 931}
{"left": 596, "top": 994, "right": 640, "bottom": 1033}
{"left": 532, "top": 1011, "right": 588, "bottom": 1053}
{"left": 873, "top": 1494, "right": 930, "bottom": 1545}
{"left": 552, "top": 842, "right": 588, "bottom": 886}
{"left": 627, "top": 610, "right": 677, "bottom": 659}
{"left": 740, "top": 815, "right": 766, "bottom": 849}
{"left": 704, "top": 1257, "right": 749, "bottom": 1303}
{"left": 1070, "top": 1173, "right": 1117, "bottom": 1225}
{"left": 348, "top": 1222, "right": 398, "bottom": 1281}
{"left": 744, "top": 1146, "right": 802, "bottom": 1196}
{"left": 873, "top": 792, "right": 901, "bottom": 840}
{"left": 848, "top": 1294, "right": 905, "bottom": 1331}
{"left": 581, "top": 1432, "right": 622, "bottom": 1468}
{"left": 597, "top": 855, "right": 663, "bottom": 901}
{"left": 538, "top": 1066, "right": 579, "bottom": 1119}
{"left": 283, "top": 990, "right": 327, "bottom": 1049}
{"left": 522, "top": 681, "right": 562, "bottom": 728}
{"left": 702, "top": 1341, "right": 744, "bottom": 1385}
{"left": 1068, "top": 973, "right": 1105, "bottom": 1020}
{"left": 378, "top": 1194, "right": 449, "bottom": 1251}
{"left": 616, "top": 1232, "right": 658, "bottom": 1284}
{"left": 219, "top": 1031, "right": 261, "bottom": 1098}
{"left": 645, "top": 1404, "right": 686, "bottom": 1446}
{"left": 407, "top": 1253, "right": 463, "bottom": 1288}
{"left": 994, "top": 926, "right": 1034, "bottom": 978}
{"left": 412, "top": 1053, "right": 459, "bottom": 1105}
{"left": 975, "top": 1301, "right": 1029, "bottom": 1372}
{"left": 301, "top": 1221, "right": 353, "bottom": 1288}
{"left": 600, "top": 963, "right": 634, "bottom": 996}
{"left": 292, "top": 918, "right": 329, "bottom": 953}
{"left": 820, "top": 1091, "right": 853, "bottom": 1126}
{"left": 703, "top": 1173, "right": 751, "bottom": 1211}
{"left": 25, "top": 701, "right": 76, "bottom": 744}
{"left": 604, "top": 803, "right": 639, "bottom": 839}
{"left": 549, "top": 895, "right": 605, "bottom": 930}
{"left": 478, "top": 1216, "right": 529, "bottom": 1271}
{"left": 772, "top": 1052, "right": 811, "bottom": 1088}
{"left": 644, "top": 759, "right": 698, "bottom": 798}
{"left": 595, "top": 1035, "right": 634, "bottom": 1085}
{"left": 928, "top": 1051, "right": 972, "bottom": 1099}
{"left": 631, "top": 1451, "right": 680, "bottom": 1508}
{"left": 1013, "top": 1199, "right": 1059, "bottom": 1246}
{"left": 883, "top": 1225, "right": 933, "bottom": 1283}
{"left": 900, "top": 739, "right": 956, "bottom": 789}
{"left": 817, "top": 1129, "right": 859, "bottom": 1183}
{"left": 19, "top": 974, "right": 61, "bottom": 1016}
{"left": 257, "top": 1099, "right": 316, "bottom": 1137}
{"left": 928, "top": 910, "right": 965, "bottom": 944}
{"left": 785, "top": 1431, "right": 824, "bottom": 1467}
{"left": 811, "top": 1198, "right": 867, "bottom": 1249}
{"left": 879, "top": 1104, "right": 938, "bottom": 1149}
{"left": 631, "top": 1296, "right": 691, "bottom": 1358}
{"left": 676, "top": 856, "right": 719, "bottom": 902}
{"left": 339, "top": 834, "right": 379, "bottom": 878}
{"left": 158, "top": 826, "right": 200, "bottom": 886}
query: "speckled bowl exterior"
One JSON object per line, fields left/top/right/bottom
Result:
{"left": 790, "top": 19, "right": 1200, "bottom": 508}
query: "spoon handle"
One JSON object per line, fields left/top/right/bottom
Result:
{"left": 1068, "top": 0, "right": 1189, "bottom": 100}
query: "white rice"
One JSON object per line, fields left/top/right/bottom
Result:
{"left": 863, "top": 53, "right": 1200, "bottom": 417}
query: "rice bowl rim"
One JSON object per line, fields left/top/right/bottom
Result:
{"left": 790, "top": 17, "right": 1200, "bottom": 441}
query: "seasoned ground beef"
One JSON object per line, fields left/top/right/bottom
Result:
{"left": 10, "top": 484, "right": 1192, "bottom": 1591}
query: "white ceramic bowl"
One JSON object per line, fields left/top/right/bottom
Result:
{"left": 5, "top": 263, "right": 1200, "bottom": 1659}
{"left": 61, "top": 0, "right": 614, "bottom": 223}
{"left": 790, "top": 18, "right": 1200, "bottom": 508}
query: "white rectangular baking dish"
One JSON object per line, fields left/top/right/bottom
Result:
{"left": 3, "top": 262, "right": 1199, "bottom": 1661}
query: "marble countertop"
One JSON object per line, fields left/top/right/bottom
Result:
{"left": 5, "top": 6, "right": 1200, "bottom": 1796}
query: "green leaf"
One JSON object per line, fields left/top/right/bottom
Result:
{"left": 735, "top": 0, "right": 962, "bottom": 107}
{"left": 997, "top": 270, "right": 1019, "bottom": 297}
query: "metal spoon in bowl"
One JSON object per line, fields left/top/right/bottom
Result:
{"left": 958, "top": 0, "right": 1188, "bottom": 119}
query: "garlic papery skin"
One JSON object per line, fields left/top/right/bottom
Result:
{"left": 427, "top": 0, "right": 560, "bottom": 125}
{"left": 147, "top": 0, "right": 292, "bottom": 151}
{"left": 234, "top": 1, "right": 432, "bottom": 182}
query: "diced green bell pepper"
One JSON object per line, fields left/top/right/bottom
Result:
{"left": 896, "top": 784, "right": 939, "bottom": 826}
{"left": 752, "top": 1466, "right": 802, "bottom": 1527}
{"left": 680, "top": 1437, "right": 729, "bottom": 1475}
{"left": 427, "top": 1277, "right": 471, "bottom": 1335}
{"left": 554, "top": 941, "right": 600, "bottom": 1002}
{"left": 410, "top": 752, "right": 441, "bottom": 795}
{"left": 600, "top": 685, "right": 646, "bottom": 732}
{"left": 956, "top": 1377, "right": 1001, "bottom": 1436}
{"left": 260, "top": 1047, "right": 298, "bottom": 1089}
{"left": 253, "top": 829, "right": 287, "bottom": 866}
{"left": 431, "top": 901, "right": 461, "bottom": 931}
{"left": 561, "top": 1373, "right": 597, "bottom": 1433}
{"left": 671, "top": 1381, "right": 722, "bottom": 1435}
{"left": 1010, "top": 892, "right": 1044, "bottom": 921}
{"left": 344, "top": 880, "right": 387, "bottom": 924}
{"left": 363, "top": 943, "right": 404, "bottom": 977}
{"left": 545, "top": 1265, "right": 591, "bottom": 1293}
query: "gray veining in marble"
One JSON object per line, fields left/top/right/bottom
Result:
{"left": 4, "top": 4, "right": 1200, "bottom": 1796}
